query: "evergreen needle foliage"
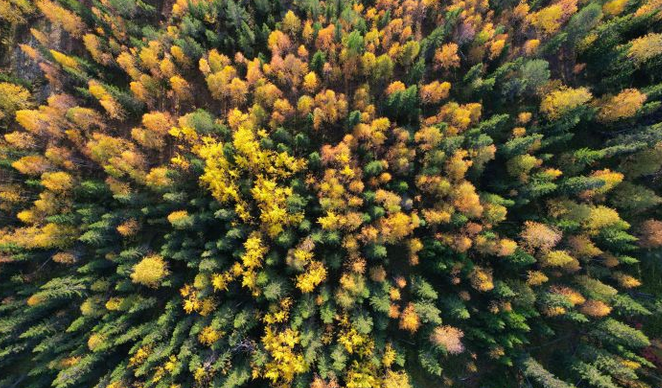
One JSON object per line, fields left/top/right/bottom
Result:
{"left": 1, "top": 0, "right": 662, "bottom": 387}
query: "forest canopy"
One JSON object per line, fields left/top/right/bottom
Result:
{"left": 1, "top": 0, "right": 662, "bottom": 387}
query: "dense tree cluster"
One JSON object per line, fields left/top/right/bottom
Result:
{"left": 1, "top": 0, "right": 662, "bottom": 387}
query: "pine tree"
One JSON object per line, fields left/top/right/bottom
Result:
{"left": 0, "top": 1, "right": 661, "bottom": 387}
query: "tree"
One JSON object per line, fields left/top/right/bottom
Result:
{"left": 0, "top": 82, "right": 30, "bottom": 121}
{"left": 540, "top": 86, "right": 592, "bottom": 119}
{"left": 628, "top": 33, "right": 662, "bottom": 65}
{"left": 1, "top": 1, "right": 661, "bottom": 388}
{"left": 131, "top": 255, "right": 169, "bottom": 287}
{"left": 597, "top": 88, "right": 647, "bottom": 122}
{"left": 434, "top": 43, "right": 460, "bottom": 70}
{"left": 430, "top": 325, "right": 465, "bottom": 354}
{"left": 36, "top": 0, "right": 84, "bottom": 37}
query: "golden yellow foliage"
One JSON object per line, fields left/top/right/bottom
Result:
{"left": 41, "top": 171, "right": 74, "bottom": 193}
{"left": 420, "top": 81, "right": 451, "bottom": 104}
{"left": 0, "top": 2, "right": 656, "bottom": 386}
{"left": 339, "top": 324, "right": 374, "bottom": 356}
{"left": 382, "top": 370, "right": 412, "bottom": 388}
{"left": 116, "top": 219, "right": 140, "bottom": 237}
{"left": 198, "top": 326, "right": 222, "bottom": 346}
{"left": 584, "top": 206, "right": 624, "bottom": 231}
{"left": 83, "top": 34, "right": 112, "bottom": 65}
{"left": 614, "top": 272, "right": 641, "bottom": 288}
{"left": 296, "top": 261, "right": 328, "bottom": 293}
{"left": 282, "top": 10, "right": 301, "bottom": 35}
{"left": 131, "top": 255, "right": 168, "bottom": 287}
{"left": 527, "top": 4, "right": 565, "bottom": 35}
{"left": 636, "top": 0, "right": 662, "bottom": 19}
{"left": 434, "top": 43, "right": 460, "bottom": 69}
{"left": 87, "top": 333, "right": 106, "bottom": 351}
{"left": 88, "top": 80, "right": 124, "bottom": 119}
{"left": 580, "top": 300, "right": 612, "bottom": 317}
{"left": 523, "top": 39, "right": 540, "bottom": 55}
{"left": 167, "top": 210, "right": 190, "bottom": 225}
{"left": 0, "top": 0, "right": 34, "bottom": 24}
{"left": 452, "top": 181, "right": 483, "bottom": 218}
{"left": 399, "top": 303, "right": 420, "bottom": 333}
{"left": 36, "top": 0, "right": 84, "bottom": 37}
{"left": 302, "top": 71, "right": 318, "bottom": 93}
{"left": 345, "top": 361, "right": 378, "bottom": 388}
{"left": 541, "top": 250, "right": 579, "bottom": 270}
{"left": 603, "top": 0, "right": 629, "bottom": 15}
{"left": 0, "top": 82, "right": 30, "bottom": 120}
{"left": 145, "top": 167, "right": 173, "bottom": 189}
{"left": 261, "top": 327, "right": 308, "bottom": 386}
{"left": 50, "top": 49, "right": 79, "bottom": 69}
{"left": 12, "top": 155, "right": 51, "bottom": 175}
{"left": 628, "top": 33, "right": 662, "bottom": 64}
{"left": 551, "top": 286, "right": 586, "bottom": 306}
{"left": 470, "top": 266, "right": 494, "bottom": 291}
{"left": 53, "top": 252, "right": 76, "bottom": 264}
{"left": 540, "top": 87, "right": 592, "bottom": 119}
{"left": 597, "top": 88, "right": 646, "bottom": 122}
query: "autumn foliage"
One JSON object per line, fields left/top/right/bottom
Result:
{"left": 1, "top": 0, "right": 662, "bottom": 388}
